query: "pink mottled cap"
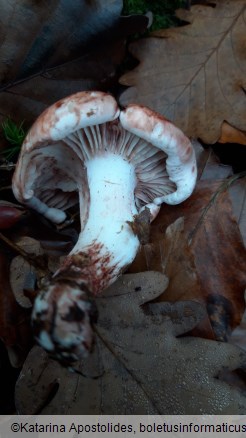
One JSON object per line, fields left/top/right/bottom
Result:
{"left": 12, "top": 91, "right": 120, "bottom": 223}
{"left": 23, "top": 91, "right": 120, "bottom": 149}
{"left": 12, "top": 91, "right": 197, "bottom": 224}
{"left": 120, "top": 104, "right": 197, "bottom": 206}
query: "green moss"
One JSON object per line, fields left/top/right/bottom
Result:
{"left": 122, "top": 0, "right": 186, "bottom": 30}
{"left": 1, "top": 118, "right": 26, "bottom": 161}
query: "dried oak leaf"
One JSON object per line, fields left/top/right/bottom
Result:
{"left": 129, "top": 178, "right": 246, "bottom": 341}
{"left": 130, "top": 217, "right": 214, "bottom": 339}
{"left": 0, "top": 1, "right": 148, "bottom": 124}
{"left": 119, "top": 0, "right": 246, "bottom": 144}
{"left": 219, "top": 122, "right": 246, "bottom": 146}
{"left": 228, "top": 176, "right": 246, "bottom": 349}
{"left": 15, "top": 272, "right": 246, "bottom": 414}
{"left": 229, "top": 175, "right": 246, "bottom": 245}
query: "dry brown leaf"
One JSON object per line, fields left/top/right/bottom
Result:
{"left": 15, "top": 272, "right": 246, "bottom": 414}
{"left": 228, "top": 177, "right": 246, "bottom": 350}
{"left": 130, "top": 147, "right": 245, "bottom": 341}
{"left": 199, "top": 148, "right": 234, "bottom": 180}
{"left": 219, "top": 122, "right": 246, "bottom": 146}
{"left": 119, "top": 1, "right": 246, "bottom": 144}
{"left": 196, "top": 147, "right": 246, "bottom": 245}
{"left": 145, "top": 218, "right": 214, "bottom": 339}
{"left": 129, "top": 179, "right": 246, "bottom": 341}
{"left": 163, "top": 182, "right": 245, "bottom": 333}
{"left": 229, "top": 175, "right": 246, "bottom": 245}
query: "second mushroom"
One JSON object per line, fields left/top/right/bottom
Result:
{"left": 12, "top": 91, "right": 197, "bottom": 364}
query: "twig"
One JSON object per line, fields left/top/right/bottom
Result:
{"left": 0, "top": 185, "right": 12, "bottom": 191}
{"left": 189, "top": 170, "right": 246, "bottom": 245}
{"left": 0, "top": 163, "right": 15, "bottom": 170}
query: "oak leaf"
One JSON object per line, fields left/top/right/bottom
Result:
{"left": 127, "top": 143, "right": 246, "bottom": 341}
{"left": 15, "top": 272, "right": 246, "bottom": 414}
{"left": 229, "top": 175, "right": 246, "bottom": 245}
{"left": 119, "top": 0, "right": 246, "bottom": 144}
{"left": 129, "top": 177, "right": 246, "bottom": 341}
{"left": 219, "top": 122, "right": 246, "bottom": 146}
{"left": 0, "top": 1, "right": 148, "bottom": 125}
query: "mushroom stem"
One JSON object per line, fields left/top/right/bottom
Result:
{"left": 53, "top": 153, "right": 140, "bottom": 294}
{"left": 32, "top": 153, "right": 141, "bottom": 362}
{"left": 14, "top": 91, "right": 198, "bottom": 363}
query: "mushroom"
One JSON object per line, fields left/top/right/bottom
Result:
{"left": 12, "top": 91, "right": 197, "bottom": 364}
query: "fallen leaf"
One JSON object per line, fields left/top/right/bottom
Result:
{"left": 0, "top": 251, "right": 32, "bottom": 367}
{"left": 15, "top": 272, "right": 246, "bottom": 414}
{"left": 0, "top": 1, "right": 122, "bottom": 83}
{"left": 119, "top": 1, "right": 246, "bottom": 144}
{"left": 10, "top": 236, "right": 43, "bottom": 308}
{"left": 128, "top": 146, "right": 246, "bottom": 341}
{"left": 199, "top": 148, "right": 233, "bottom": 180}
{"left": 145, "top": 218, "right": 215, "bottom": 339}
{"left": 219, "top": 122, "right": 246, "bottom": 146}
{"left": 229, "top": 175, "right": 246, "bottom": 245}
{"left": 228, "top": 176, "right": 246, "bottom": 350}
{"left": 0, "top": 1, "right": 148, "bottom": 123}
{"left": 129, "top": 179, "right": 246, "bottom": 341}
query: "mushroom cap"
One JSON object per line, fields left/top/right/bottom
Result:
{"left": 120, "top": 104, "right": 197, "bottom": 206}
{"left": 12, "top": 91, "right": 197, "bottom": 224}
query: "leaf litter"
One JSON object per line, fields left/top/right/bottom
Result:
{"left": 129, "top": 179, "right": 246, "bottom": 341}
{"left": 12, "top": 167, "right": 246, "bottom": 413}
{"left": 119, "top": 0, "right": 246, "bottom": 144}
{"left": 0, "top": 0, "right": 148, "bottom": 127}
{"left": 15, "top": 272, "right": 246, "bottom": 414}
{"left": 0, "top": 0, "right": 245, "bottom": 415}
